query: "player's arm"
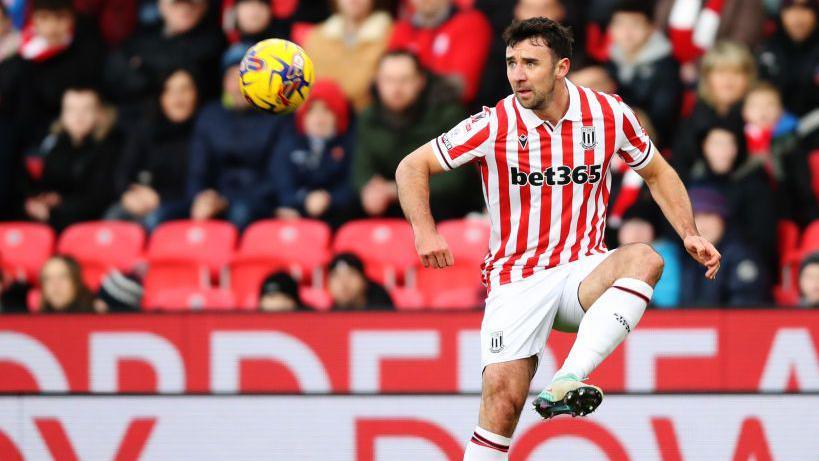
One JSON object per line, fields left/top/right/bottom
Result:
{"left": 396, "top": 143, "right": 454, "bottom": 269}
{"left": 636, "top": 151, "right": 721, "bottom": 280}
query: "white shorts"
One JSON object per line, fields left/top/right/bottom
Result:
{"left": 480, "top": 252, "right": 613, "bottom": 369}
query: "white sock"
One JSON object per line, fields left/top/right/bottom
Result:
{"left": 463, "top": 426, "right": 511, "bottom": 461}
{"left": 555, "top": 278, "right": 652, "bottom": 381}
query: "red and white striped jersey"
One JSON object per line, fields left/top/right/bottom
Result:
{"left": 429, "top": 79, "right": 654, "bottom": 290}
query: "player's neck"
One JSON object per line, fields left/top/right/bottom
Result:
{"left": 533, "top": 79, "right": 570, "bottom": 127}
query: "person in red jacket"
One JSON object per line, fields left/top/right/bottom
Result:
{"left": 388, "top": 0, "right": 491, "bottom": 103}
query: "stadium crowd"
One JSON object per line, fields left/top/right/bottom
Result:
{"left": 0, "top": 0, "right": 817, "bottom": 312}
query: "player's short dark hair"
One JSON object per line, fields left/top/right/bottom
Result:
{"left": 31, "top": 0, "right": 74, "bottom": 12}
{"left": 612, "top": 0, "right": 654, "bottom": 20}
{"left": 378, "top": 49, "right": 425, "bottom": 74}
{"left": 502, "top": 17, "right": 574, "bottom": 61}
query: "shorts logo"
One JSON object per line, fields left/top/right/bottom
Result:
{"left": 490, "top": 331, "right": 504, "bottom": 353}
{"left": 580, "top": 126, "right": 597, "bottom": 150}
{"left": 613, "top": 313, "right": 631, "bottom": 333}
{"left": 441, "top": 134, "right": 453, "bottom": 151}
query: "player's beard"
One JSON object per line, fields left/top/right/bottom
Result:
{"left": 515, "top": 75, "right": 556, "bottom": 112}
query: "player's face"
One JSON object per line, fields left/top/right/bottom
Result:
{"left": 506, "top": 39, "right": 569, "bottom": 111}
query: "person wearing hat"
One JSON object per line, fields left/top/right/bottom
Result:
{"left": 185, "top": 43, "right": 287, "bottom": 229}
{"left": 328, "top": 253, "right": 393, "bottom": 310}
{"left": 679, "top": 187, "right": 768, "bottom": 307}
{"left": 259, "top": 271, "right": 303, "bottom": 312}
{"left": 272, "top": 80, "right": 354, "bottom": 227}
{"left": 759, "top": 0, "right": 819, "bottom": 117}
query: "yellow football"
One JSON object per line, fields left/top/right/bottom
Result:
{"left": 239, "top": 38, "right": 314, "bottom": 114}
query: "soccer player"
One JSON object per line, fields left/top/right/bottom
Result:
{"left": 395, "top": 17, "right": 721, "bottom": 460}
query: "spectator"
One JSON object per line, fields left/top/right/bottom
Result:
{"left": 0, "top": 3, "right": 22, "bottom": 220}
{"left": 258, "top": 271, "right": 303, "bottom": 312}
{"left": 758, "top": 0, "right": 819, "bottom": 117}
{"left": 798, "top": 252, "right": 819, "bottom": 307}
{"left": 93, "top": 270, "right": 143, "bottom": 313}
{"left": 388, "top": 0, "right": 492, "bottom": 103}
{"left": 679, "top": 187, "right": 768, "bottom": 307}
{"left": 304, "top": 0, "right": 392, "bottom": 111}
{"left": 187, "top": 44, "right": 286, "bottom": 229}
{"left": 606, "top": 0, "right": 680, "bottom": 146}
{"left": 26, "top": 87, "right": 122, "bottom": 231}
{"left": 354, "top": 51, "right": 481, "bottom": 220}
{"left": 108, "top": 68, "right": 199, "bottom": 230}
{"left": 39, "top": 255, "right": 96, "bottom": 313}
{"left": 9, "top": 0, "right": 105, "bottom": 151}
{"left": 688, "top": 124, "right": 777, "bottom": 271}
{"left": 0, "top": 2, "right": 20, "bottom": 62}
{"left": 273, "top": 80, "right": 354, "bottom": 226}
{"left": 743, "top": 82, "right": 817, "bottom": 226}
{"left": 74, "top": 0, "right": 138, "bottom": 47}
{"left": 616, "top": 202, "right": 681, "bottom": 308}
{"left": 673, "top": 41, "right": 756, "bottom": 181}
{"left": 226, "top": 0, "right": 290, "bottom": 44}
{"left": 568, "top": 65, "right": 617, "bottom": 94}
{"left": 328, "top": 253, "right": 393, "bottom": 310}
{"left": 105, "top": 0, "right": 224, "bottom": 119}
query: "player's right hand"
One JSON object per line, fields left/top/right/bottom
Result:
{"left": 415, "top": 231, "right": 454, "bottom": 269}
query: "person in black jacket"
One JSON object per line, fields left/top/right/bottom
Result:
{"left": 605, "top": 0, "right": 680, "bottom": 146}
{"left": 25, "top": 87, "right": 122, "bottom": 231}
{"left": 758, "top": 0, "right": 819, "bottom": 117}
{"left": 107, "top": 68, "right": 199, "bottom": 230}
{"left": 687, "top": 124, "right": 777, "bottom": 273}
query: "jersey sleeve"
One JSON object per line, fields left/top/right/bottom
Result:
{"left": 429, "top": 107, "right": 492, "bottom": 171}
{"left": 615, "top": 97, "right": 655, "bottom": 171}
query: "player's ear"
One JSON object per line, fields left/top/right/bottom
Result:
{"left": 554, "top": 57, "right": 570, "bottom": 79}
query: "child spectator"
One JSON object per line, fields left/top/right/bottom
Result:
{"left": 679, "top": 187, "right": 769, "bottom": 307}
{"left": 108, "top": 68, "right": 200, "bottom": 230}
{"left": 798, "top": 252, "right": 819, "bottom": 307}
{"left": 26, "top": 87, "right": 122, "bottom": 231}
{"left": 758, "top": 0, "right": 819, "bottom": 116}
{"left": 273, "top": 80, "right": 354, "bottom": 226}
{"left": 388, "top": 0, "right": 491, "bottom": 103}
{"left": 328, "top": 253, "right": 393, "bottom": 310}
{"left": 39, "top": 255, "right": 96, "bottom": 313}
{"left": 605, "top": 0, "right": 680, "bottom": 145}
{"left": 227, "top": 0, "right": 290, "bottom": 44}
{"left": 258, "top": 271, "right": 303, "bottom": 312}
{"left": 304, "top": 0, "right": 392, "bottom": 111}
{"left": 186, "top": 44, "right": 286, "bottom": 230}
{"left": 743, "top": 82, "right": 817, "bottom": 226}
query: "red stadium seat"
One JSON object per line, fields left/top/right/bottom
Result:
{"left": 299, "top": 286, "right": 333, "bottom": 311}
{"left": 0, "top": 223, "right": 55, "bottom": 282}
{"left": 148, "top": 220, "right": 238, "bottom": 279}
{"left": 143, "top": 262, "right": 209, "bottom": 295}
{"left": 390, "top": 287, "right": 425, "bottom": 310}
{"left": 333, "top": 219, "right": 417, "bottom": 287}
{"left": 430, "top": 287, "right": 484, "bottom": 310}
{"left": 808, "top": 150, "right": 819, "bottom": 202}
{"left": 799, "top": 220, "right": 819, "bottom": 256}
{"left": 27, "top": 289, "right": 41, "bottom": 312}
{"left": 235, "top": 219, "right": 331, "bottom": 282}
{"left": 438, "top": 218, "right": 490, "bottom": 264}
{"left": 143, "top": 287, "right": 236, "bottom": 311}
{"left": 57, "top": 221, "right": 145, "bottom": 288}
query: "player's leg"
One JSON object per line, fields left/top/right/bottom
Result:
{"left": 464, "top": 357, "right": 536, "bottom": 460}
{"left": 534, "top": 243, "right": 663, "bottom": 418}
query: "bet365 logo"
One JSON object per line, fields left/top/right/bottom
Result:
{"left": 511, "top": 165, "right": 602, "bottom": 186}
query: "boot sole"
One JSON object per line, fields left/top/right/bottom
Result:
{"left": 532, "top": 386, "right": 603, "bottom": 419}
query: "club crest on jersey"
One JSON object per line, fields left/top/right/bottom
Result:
{"left": 518, "top": 134, "right": 528, "bottom": 149}
{"left": 580, "top": 126, "right": 597, "bottom": 150}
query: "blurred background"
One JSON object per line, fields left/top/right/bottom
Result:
{"left": 0, "top": 0, "right": 817, "bottom": 459}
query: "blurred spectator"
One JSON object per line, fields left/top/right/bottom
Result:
{"left": 388, "top": 0, "right": 492, "bottom": 103}
{"left": 606, "top": 0, "right": 680, "bottom": 145}
{"left": 258, "top": 271, "right": 303, "bottom": 312}
{"left": 93, "top": 270, "right": 143, "bottom": 313}
{"left": 226, "top": 0, "right": 290, "bottom": 44}
{"left": 616, "top": 202, "right": 681, "bottom": 308}
{"left": 568, "top": 65, "right": 617, "bottom": 94}
{"left": 0, "top": 2, "right": 22, "bottom": 219}
{"left": 0, "top": 2, "right": 20, "bottom": 61}
{"left": 655, "top": 0, "right": 764, "bottom": 64}
{"left": 679, "top": 187, "right": 768, "bottom": 307}
{"left": 26, "top": 87, "right": 122, "bottom": 231}
{"left": 0, "top": 267, "right": 28, "bottom": 313}
{"left": 108, "top": 68, "right": 199, "bottom": 230}
{"left": 673, "top": 41, "right": 756, "bottom": 181}
{"left": 186, "top": 44, "right": 285, "bottom": 229}
{"left": 743, "top": 82, "right": 818, "bottom": 226}
{"left": 273, "top": 80, "right": 354, "bottom": 226}
{"left": 304, "top": 0, "right": 392, "bottom": 111}
{"left": 3, "top": 0, "right": 24, "bottom": 29}
{"left": 328, "top": 253, "right": 393, "bottom": 310}
{"left": 798, "top": 252, "right": 819, "bottom": 307}
{"left": 688, "top": 124, "right": 777, "bottom": 270}
{"left": 74, "top": 0, "right": 138, "bottom": 47}
{"left": 39, "top": 255, "right": 96, "bottom": 313}
{"left": 105, "top": 0, "right": 225, "bottom": 120}
{"left": 758, "top": 0, "right": 819, "bottom": 117}
{"left": 353, "top": 51, "right": 481, "bottom": 220}
{"left": 9, "top": 0, "right": 105, "bottom": 151}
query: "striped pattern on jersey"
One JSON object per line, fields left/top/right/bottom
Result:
{"left": 430, "top": 79, "right": 654, "bottom": 291}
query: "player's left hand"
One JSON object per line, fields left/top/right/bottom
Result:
{"left": 684, "top": 235, "right": 721, "bottom": 280}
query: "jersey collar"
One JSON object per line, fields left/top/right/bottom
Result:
{"left": 514, "top": 78, "right": 582, "bottom": 131}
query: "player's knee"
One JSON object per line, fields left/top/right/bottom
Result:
{"left": 627, "top": 243, "right": 664, "bottom": 284}
{"left": 482, "top": 374, "right": 527, "bottom": 421}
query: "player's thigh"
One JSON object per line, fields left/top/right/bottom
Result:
{"left": 554, "top": 252, "right": 615, "bottom": 332}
